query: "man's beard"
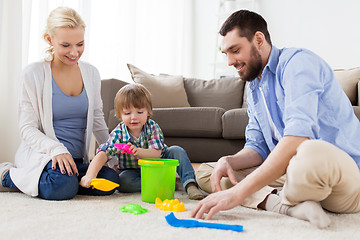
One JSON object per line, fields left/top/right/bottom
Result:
{"left": 238, "top": 45, "right": 263, "bottom": 82}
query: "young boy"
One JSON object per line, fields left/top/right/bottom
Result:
{"left": 80, "top": 83, "right": 204, "bottom": 200}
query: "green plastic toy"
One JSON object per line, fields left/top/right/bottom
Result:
{"left": 120, "top": 204, "right": 148, "bottom": 215}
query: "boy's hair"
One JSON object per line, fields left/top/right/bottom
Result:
{"left": 114, "top": 83, "right": 153, "bottom": 120}
{"left": 219, "top": 9, "right": 272, "bottom": 45}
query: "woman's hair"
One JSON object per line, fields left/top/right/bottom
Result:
{"left": 114, "top": 83, "right": 153, "bottom": 120}
{"left": 43, "top": 6, "right": 86, "bottom": 61}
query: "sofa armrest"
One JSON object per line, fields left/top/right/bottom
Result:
{"left": 101, "top": 79, "right": 128, "bottom": 125}
{"left": 222, "top": 108, "right": 249, "bottom": 139}
{"left": 353, "top": 106, "right": 360, "bottom": 121}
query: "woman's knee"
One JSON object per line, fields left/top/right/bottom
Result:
{"left": 38, "top": 173, "right": 78, "bottom": 200}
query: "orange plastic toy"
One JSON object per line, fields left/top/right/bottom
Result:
{"left": 90, "top": 178, "right": 119, "bottom": 191}
{"left": 155, "top": 197, "right": 185, "bottom": 212}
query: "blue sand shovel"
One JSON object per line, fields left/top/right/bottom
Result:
{"left": 165, "top": 212, "right": 243, "bottom": 232}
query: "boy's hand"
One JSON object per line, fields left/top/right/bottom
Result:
{"left": 80, "top": 175, "right": 93, "bottom": 188}
{"left": 127, "top": 143, "right": 139, "bottom": 156}
{"left": 124, "top": 143, "right": 161, "bottom": 158}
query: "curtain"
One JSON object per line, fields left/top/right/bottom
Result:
{"left": 24, "top": 0, "right": 195, "bottom": 81}
{"left": 0, "top": 0, "right": 22, "bottom": 163}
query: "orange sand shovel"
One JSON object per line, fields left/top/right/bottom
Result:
{"left": 90, "top": 178, "right": 120, "bottom": 191}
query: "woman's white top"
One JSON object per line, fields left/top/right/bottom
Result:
{"left": 10, "top": 60, "right": 109, "bottom": 196}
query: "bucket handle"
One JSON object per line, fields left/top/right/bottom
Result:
{"left": 138, "top": 160, "right": 164, "bottom": 165}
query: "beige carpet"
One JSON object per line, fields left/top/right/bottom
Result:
{"left": 1, "top": 190, "right": 360, "bottom": 240}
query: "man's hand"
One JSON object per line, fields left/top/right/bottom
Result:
{"left": 210, "top": 157, "right": 238, "bottom": 192}
{"left": 190, "top": 187, "right": 242, "bottom": 220}
{"left": 51, "top": 153, "right": 78, "bottom": 176}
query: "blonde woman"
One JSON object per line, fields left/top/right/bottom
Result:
{"left": 0, "top": 7, "right": 119, "bottom": 200}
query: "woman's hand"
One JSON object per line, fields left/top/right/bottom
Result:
{"left": 51, "top": 153, "right": 78, "bottom": 176}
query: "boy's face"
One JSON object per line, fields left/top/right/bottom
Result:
{"left": 121, "top": 106, "right": 149, "bottom": 136}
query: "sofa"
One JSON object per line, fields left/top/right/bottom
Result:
{"left": 100, "top": 64, "right": 360, "bottom": 163}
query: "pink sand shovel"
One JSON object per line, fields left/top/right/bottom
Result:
{"left": 114, "top": 143, "right": 134, "bottom": 154}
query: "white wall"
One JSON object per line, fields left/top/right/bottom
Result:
{"left": 259, "top": 0, "right": 360, "bottom": 69}
{"left": 193, "top": 0, "right": 360, "bottom": 80}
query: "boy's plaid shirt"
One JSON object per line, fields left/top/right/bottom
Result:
{"left": 98, "top": 119, "right": 167, "bottom": 169}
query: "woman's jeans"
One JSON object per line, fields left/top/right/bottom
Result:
{"left": 118, "top": 145, "right": 196, "bottom": 193}
{"left": 2, "top": 159, "right": 120, "bottom": 200}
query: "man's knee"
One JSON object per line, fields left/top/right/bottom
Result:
{"left": 285, "top": 140, "right": 360, "bottom": 210}
{"left": 291, "top": 140, "right": 351, "bottom": 174}
{"left": 195, "top": 162, "right": 215, "bottom": 193}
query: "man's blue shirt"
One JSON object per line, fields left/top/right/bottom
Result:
{"left": 244, "top": 46, "right": 360, "bottom": 169}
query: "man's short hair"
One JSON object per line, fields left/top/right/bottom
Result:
{"left": 219, "top": 9, "right": 272, "bottom": 45}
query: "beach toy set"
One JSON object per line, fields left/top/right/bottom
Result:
{"left": 91, "top": 147, "right": 179, "bottom": 203}
{"left": 93, "top": 146, "right": 244, "bottom": 232}
{"left": 138, "top": 158, "right": 179, "bottom": 203}
{"left": 115, "top": 143, "right": 180, "bottom": 203}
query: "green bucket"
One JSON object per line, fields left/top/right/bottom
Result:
{"left": 138, "top": 158, "right": 179, "bottom": 203}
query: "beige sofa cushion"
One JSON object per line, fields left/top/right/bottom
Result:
{"left": 334, "top": 67, "right": 360, "bottom": 105}
{"left": 108, "top": 107, "right": 225, "bottom": 138}
{"left": 127, "top": 64, "right": 190, "bottom": 108}
{"left": 152, "top": 107, "right": 225, "bottom": 138}
{"left": 183, "top": 77, "right": 245, "bottom": 110}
